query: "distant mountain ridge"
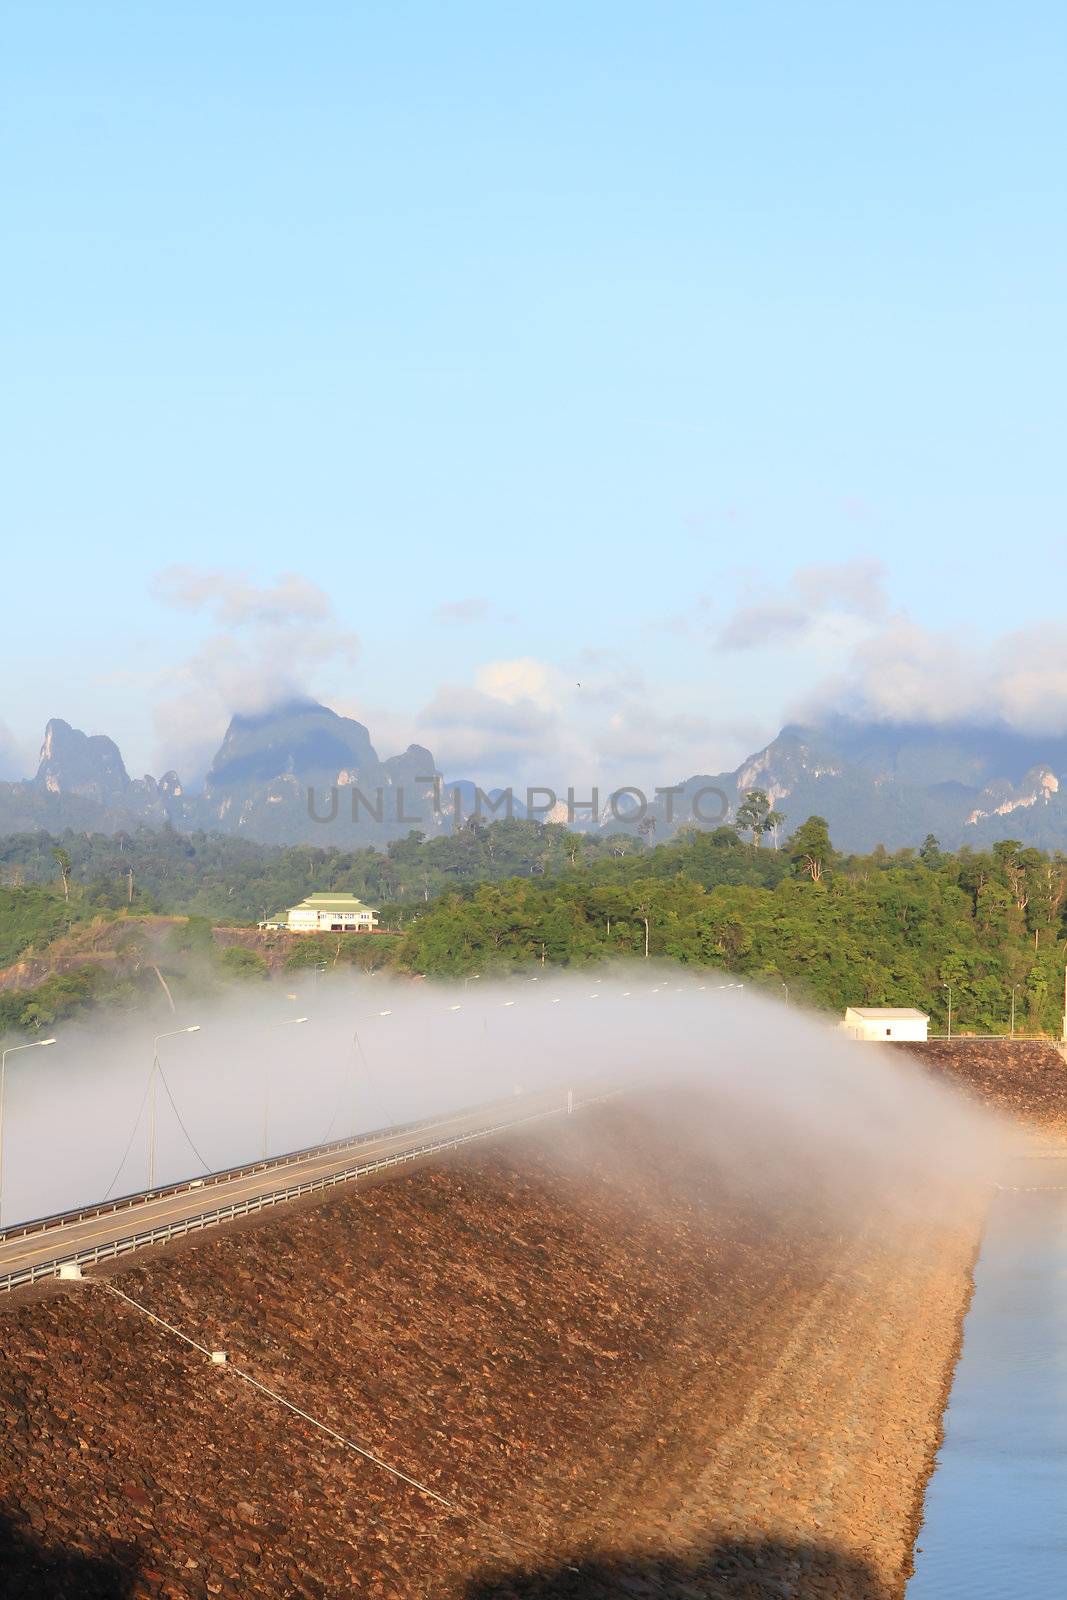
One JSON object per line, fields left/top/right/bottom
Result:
{"left": 652, "top": 718, "right": 1067, "bottom": 852}
{"left": 0, "top": 702, "right": 450, "bottom": 846}
{"left": 2, "top": 702, "right": 1067, "bottom": 851}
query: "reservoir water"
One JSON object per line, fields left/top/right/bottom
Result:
{"left": 907, "top": 1166, "right": 1067, "bottom": 1598}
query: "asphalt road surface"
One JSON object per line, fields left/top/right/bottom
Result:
{"left": 0, "top": 1088, "right": 575, "bottom": 1292}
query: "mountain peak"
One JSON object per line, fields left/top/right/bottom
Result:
{"left": 35, "top": 718, "right": 130, "bottom": 804}
{"left": 204, "top": 700, "right": 380, "bottom": 801}
{"left": 224, "top": 696, "right": 329, "bottom": 733}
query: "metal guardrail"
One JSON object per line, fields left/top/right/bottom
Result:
{"left": 0, "top": 1098, "right": 521, "bottom": 1246}
{"left": 0, "top": 1091, "right": 596, "bottom": 1295}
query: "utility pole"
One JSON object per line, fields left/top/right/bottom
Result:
{"left": 0, "top": 1037, "right": 56, "bottom": 1227}
{"left": 1010, "top": 985, "right": 1018, "bottom": 1040}
{"left": 942, "top": 982, "right": 952, "bottom": 1041}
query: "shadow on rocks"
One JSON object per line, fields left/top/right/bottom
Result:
{"left": 464, "top": 1537, "right": 891, "bottom": 1600}
{"left": 0, "top": 1508, "right": 139, "bottom": 1599}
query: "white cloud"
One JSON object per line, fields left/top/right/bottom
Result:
{"left": 151, "top": 567, "right": 333, "bottom": 627}
{"left": 791, "top": 557, "right": 888, "bottom": 619}
{"left": 0, "top": 718, "right": 31, "bottom": 781}
{"left": 414, "top": 650, "right": 752, "bottom": 789}
{"left": 418, "top": 679, "right": 560, "bottom": 777}
{"left": 718, "top": 600, "right": 812, "bottom": 652}
{"left": 150, "top": 565, "right": 360, "bottom": 777}
{"left": 474, "top": 657, "right": 558, "bottom": 709}
{"left": 716, "top": 557, "right": 888, "bottom": 651}
{"left": 595, "top": 706, "right": 722, "bottom": 769}
{"left": 799, "top": 618, "right": 1067, "bottom": 737}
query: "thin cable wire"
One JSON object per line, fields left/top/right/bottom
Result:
{"left": 94, "top": 1281, "right": 571, "bottom": 1571}
{"left": 353, "top": 1025, "right": 400, "bottom": 1128}
{"left": 155, "top": 1065, "right": 212, "bottom": 1174}
{"left": 318, "top": 1025, "right": 396, "bottom": 1147}
{"left": 317, "top": 1106, "right": 341, "bottom": 1146}
{"left": 101, "top": 1068, "right": 154, "bottom": 1200}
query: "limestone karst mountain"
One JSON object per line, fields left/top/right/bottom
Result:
{"left": 649, "top": 718, "right": 1067, "bottom": 851}
{"left": 3, "top": 702, "right": 1067, "bottom": 849}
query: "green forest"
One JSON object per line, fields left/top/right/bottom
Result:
{"left": 394, "top": 821, "right": 1067, "bottom": 1035}
{"left": 0, "top": 819, "right": 641, "bottom": 923}
{"left": 1, "top": 810, "right": 1066, "bottom": 1037}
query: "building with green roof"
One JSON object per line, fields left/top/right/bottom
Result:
{"left": 258, "top": 893, "right": 379, "bottom": 934}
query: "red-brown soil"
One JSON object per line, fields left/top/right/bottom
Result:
{"left": 0, "top": 916, "right": 183, "bottom": 995}
{"left": 901, "top": 1039, "right": 1067, "bottom": 1136}
{"left": 0, "top": 919, "right": 399, "bottom": 996}
{"left": 0, "top": 1094, "right": 984, "bottom": 1600}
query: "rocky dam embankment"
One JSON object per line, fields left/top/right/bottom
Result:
{"left": 0, "top": 1066, "right": 1003, "bottom": 1600}
{"left": 900, "top": 1039, "right": 1067, "bottom": 1138}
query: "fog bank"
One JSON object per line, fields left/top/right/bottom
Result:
{"left": 0, "top": 970, "right": 1002, "bottom": 1227}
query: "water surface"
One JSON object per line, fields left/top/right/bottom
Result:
{"left": 907, "top": 1168, "right": 1067, "bottom": 1597}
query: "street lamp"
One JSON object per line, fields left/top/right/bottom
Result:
{"left": 148, "top": 1026, "right": 201, "bottom": 1190}
{"left": 262, "top": 1017, "right": 309, "bottom": 1159}
{"left": 0, "top": 1037, "right": 56, "bottom": 1228}
{"left": 941, "top": 983, "right": 953, "bottom": 1041}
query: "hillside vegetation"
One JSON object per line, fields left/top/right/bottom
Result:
{"left": 2, "top": 818, "right": 1066, "bottom": 1037}
{"left": 395, "top": 823, "right": 1067, "bottom": 1036}
{"left": 0, "top": 820, "right": 643, "bottom": 923}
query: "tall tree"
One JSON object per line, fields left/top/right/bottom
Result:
{"left": 788, "top": 816, "right": 833, "bottom": 882}
{"left": 51, "top": 846, "right": 72, "bottom": 904}
{"left": 734, "top": 789, "right": 786, "bottom": 848}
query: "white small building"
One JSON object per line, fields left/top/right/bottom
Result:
{"left": 259, "top": 893, "right": 379, "bottom": 934}
{"left": 842, "top": 1006, "right": 929, "bottom": 1042}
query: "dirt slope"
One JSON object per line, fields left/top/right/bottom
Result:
{"left": 0, "top": 1094, "right": 983, "bottom": 1600}
{"left": 901, "top": 1039, "right": 1067, "bottom": 1135}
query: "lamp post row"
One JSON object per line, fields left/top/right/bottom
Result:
{"left": 0, "top": 1037, "right": 56, "bottom": 1229}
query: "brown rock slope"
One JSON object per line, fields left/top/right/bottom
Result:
{"left": 0, "top": 1093, "right": 984, "bottom": 1600}
{"left": 901, "top": 1040, "right": 1067, "bottom": 1136}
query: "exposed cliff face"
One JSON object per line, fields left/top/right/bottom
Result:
{"left": 203, "top": 700, "right": 379, "bottom": 798}
{"left": 966, "top": 766, "right": 1060, "bottom": 825}
{"left": 35, "top": 719, "right": 131, "bottom": 805}
{"left": 0, "top": 1093, "right": 985, "bottom": 1600}
{"left": 8, "top": 704, "right": 1067, "bottom": 849}
{"left": 0, "top": 705, "right": 450, "bottom": 845}
{"left": 651, "top": 719, "right": 1067, "bottom": 851}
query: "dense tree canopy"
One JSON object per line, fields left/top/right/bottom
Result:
{"left": 0, "top": 820, "right": 647, "bottom": 925}
{"left": 394, "top": 824, "right": 1067, "bottom": 1036}
{"left": 1, "top": 819, "right": 1066, "bottom": 1037}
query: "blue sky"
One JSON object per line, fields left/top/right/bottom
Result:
{"left": 3, "top": 3, "right": 1066, "bottom": 787}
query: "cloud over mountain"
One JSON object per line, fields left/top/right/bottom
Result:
{"left": 804, "top": 620, "right": 1067, "bottom": 738}
{"left": 717, "top": 557, "right": 888, "bottom": 650}
{"left": 710, "top": 557, "right": 1067, "bottom": 742}
{"left": 418, "top": 661, "right": 561, "bottom": 775}
{"left": 150, "top": 566, "right": 360, "bottom": 778}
